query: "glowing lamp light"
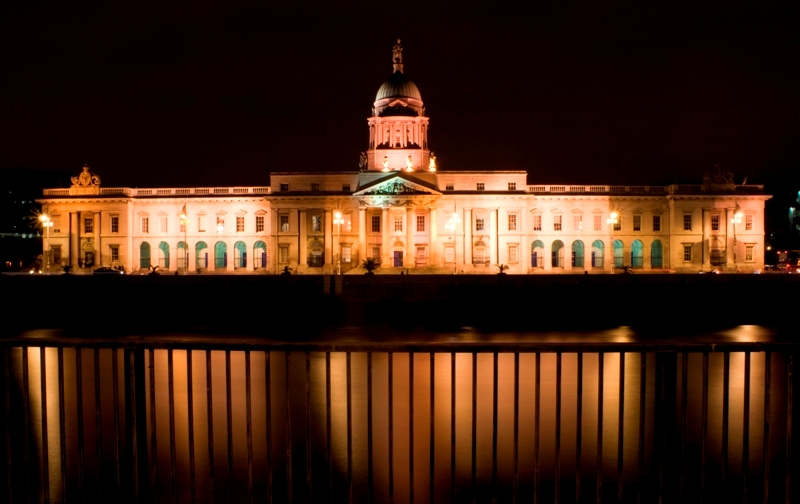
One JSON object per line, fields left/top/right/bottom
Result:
{"left": 607, "top": 211, "right": 619, "bottom": 226}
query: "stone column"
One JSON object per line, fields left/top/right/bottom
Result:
{"left": 270, "top": 210, "right": 279, "bottom": 274}
{"left": 701, "top": 208, "right": 710, "bottom": 270}
{"left": 324, "top": 209, "right": 332, "bottom": 268}
{"left": 382, "top": 207, "right": 390, "bottom": 267}
{"left": 70, "top": 212, "right": 79, "bottom": 269}
{"left": 358, "top": 207, "right": 366, "bottom": 265}
{"left": 227, "top": 239, "right": 235, "bottom": 271}
{"left": 406, "top": 207, "right": 413, "bottom": 267}
{"left": 127, "top": 201, "right": 134, "bottom": 272}
{"left": 93, "top": 212, "right": 101, "bottom": 267}
{"left": 490, "top": 208, "right": 498, "bottom": 266}
{"left": 429, "top": 207, "right": 437, "bottom": 266}
{"left": 299, "top": 209, "right": 307, "bottom": 268}
{"left": 464, "top": 208, "right": 472, "bottom": 265}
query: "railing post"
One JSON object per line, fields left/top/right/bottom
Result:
{"left": 125, "top": 348, "right": 150, "bottom": 502}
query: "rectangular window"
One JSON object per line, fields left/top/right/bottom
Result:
{"left": 394, "top": 215, "right": 403, "bottom": 232}
{"left": 160, "top": 217, "right": 168, "bottom": 233}
{"left": 594, "top": 215, "right": 602, "bottom": 231}
{"left": 633, "top": 215, "right": 641, "bottom": 231}
{"left": 445, "top": 246, "right": 455, "bottom": 263}
{"left": 371, "top": 246, "right": 381, "bottom": 259}
{"left": 446, "top": 183, "right": 454, "bottom": 191}
{"left": 683, "top": 214, "right": 692, "bottom": 231}
{"left": 554, "top": 215, "right": 562, "bottom": 231}
{"left": 236, "top": 216, "right": 244, "bottom": 232}
{"left": 653, "top": 215, "right": 661, "bottom": 232}
{"left": 51, "top": 215, "right": 61, "bottom": 234}
{"left": 179, "top": 217, "right": 186, "bottom": 233}
{"left": 342, "top": 183, "right": 350, "bottom": 192}
{"left": 279, "top": 245, "right": 289, "bottom": 263}
{"left": 476, "top": 218, "right": 485, "bottom": 232}
{"left": 508, "top": 182, "right": 516, "bottom": 191}
{"left": 84, "top": 216, "right": 93, "bottom": 234}
{"left": 344, "top": 212, "right": 352, "bottom": 232}
{"left": 746, "top": 245, "right": 754, "bottom": 262}
{"left": 533, "top": 215, "right": 542, "bottom": 231}
{"left": 683, "top": 244, "right": 692, "bottom": 262}
{"left": 711, "top": 214, "right": 720, "bottom": 231}
{"left": 198, "top": 216, "right": 206, "bottom": 232}
{"left": 416, "top": 246, "right": 426, "bottom": 263}
{"left": 280, "top": 215, "right": 289, "bottom": 232}
{"left": 110, "top": 216, "right": 119, "bottom": 233}
{"left": 508, "top": 214, "right": 517, "bottom": 231}
{"left": 509, "top": 244, "right": 518, "bottom": 263}
{"left": 342, "top": 246, "right": 351, "bottom": 263}
{"left": 141, "top": 217, "right": 149, "bottom": 233}
{"left": 613, "top": 218, "right": 621, "bottom": 232}
{"left": 110, "top": 245, "right": 119, "bottom": 263}
{"left": 416, "top": 215, "right": 425, "bottom": 232}
{"left": 312, "top": 215, "right": 322, "bottom": 232}
{"left": 311, "top": 183, "right": 320, "bottom": 192}
{"left": 216, "top": 217, "right": 224, "bottom": 232}
{"left": 256, "top": 215, "right": 265, "bottom": 232}
{"left": 52, "top": 245, "right": 62, "bottom": 264}
{"left": 477, "top": 182, "right": 485, "bottom": 191}
{"left": 280, "top": 183, "right": 289, "bottom": 192}
{"left": 371, "top": 215, "right": 381, "bottom": 232}
{"left": 745, "top": 214, "right": 753, "bottom": 231}
{"left": 574, "top": 215, "right": 582, "bottom": 231}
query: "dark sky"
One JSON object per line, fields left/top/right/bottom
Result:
{"left": 1, "top": 1, "right": 797, "bottom": 190}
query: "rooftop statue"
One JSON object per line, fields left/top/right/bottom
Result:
{"left": 71, "top": 165, "right": 100, "bottom": 187}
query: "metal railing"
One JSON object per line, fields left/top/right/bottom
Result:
{"left": 1, "top": 340, "right": 795, "bottom": 503}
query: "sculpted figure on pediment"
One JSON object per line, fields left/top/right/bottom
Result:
{"left": 71, "top": 165, "right": 101, "bottom": 187}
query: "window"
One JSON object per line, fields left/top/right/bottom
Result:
{"left": 342, "top": 246, "right": 351, "bottom": 263}
{"left": 371, "top": 246, "right": 381, "bottom": 259}
{"left": 216, "top": 217, "right": 225, "bottom": 232}
{"left": 633, "top": 215, "right": 641, "bottom": 231}
{"left": 711, "top": 214, "right": 720, "bottom": 231}
{"left": 110, "top": 216, "right": 119, "bottom": 233}
{"left": 52, "top": 245, "right": 62, "bottom": 264}
{"left": 236, "top": 216, "right": 244, "bottom": 232}
{"left": 198, "top": 216, "right": 206, "bottom": 232}
{"left": 84, "top": 216, "right": 93, "bottom": 234}
{"left": 280, "top": 215, "right": 289, "bottom": 232}
{"left": 279, "top": 245, "right": 289, "bottom": 263}
{"left": 653, "top": 215, "right": 661, "bottom": 232}
{"left": 141, "top": 217, "right": 149, "bottom": 233}
{"left": 508, "top": 244, "right": 518, "bottom": 263}
{"left": 256, "top": 215, "right": 265, "bottom": 232}
{"left": 160, "top": 217, "right": 168, "bottom": 233}
{"left": 508, "top": 183, "right": 516, "bottom": 191}
{"left": 371, "top": 215, "right": 381, "bottom": 232}
{"left": 573, "top": 215, "right": 582, "bottom": 231}
{"left": 179, "top": 216, "right": 186, "bottom": 233}
{"left": 613, "top": 219, "right": 621, "bottom": 232}
{"left": 594, "top": 215, "right": 602, "bottom": 231}
{"left": 416, "top": 246, "right": 427, "bottom": 263}
{"left": 416, "top": 215, "right": 425, "bottom": 232}
{"left": 110, "top": 245, "right": 119, "bottom": 262}
{"left": 342, "top": 183, "right": 350, "bottom": 192}
{"left": 446, "top": 183, "right": 454, "bottom": 191}
{"left": 533, "top": 215, "right": 542, "bottom": 231}
{"left": 312, "top": 215, "right": 322, "bottom": 232}
{"left": 745, "top": 214, "right": 753, "bottom": 231}
{"left": 746, "top": 244, "right": 754, "bottom": 262}
{"left": 311, "top": 183, "right": 320, "bottom": 192}
{"left": 683, "top": 244, "right": 692, "bottom": 262}
{"left": 280, "top": 183, "right": 289, "bottom": 192}
{"left": 554, "top": 215, "right": 562, "bottom": 231}
{"left": 477, "top": 182, "right": 485, "bottom": 191}
{"left": 394, "top": 215, "right": 403, "bottom": 232}
{"left": 51, "top": 215, "right": 61, "bottom": 234}
{"left": 476, "top": 218, "right": 485, "bottom": 232}
{"left": 445, "top": 246, "right": 455, "bottom": 263}
{"left": 683, "top": 214, "right": 692, "bottom": 231}
{"left": 508, "top": 214, "right": 517, "bottom": 231}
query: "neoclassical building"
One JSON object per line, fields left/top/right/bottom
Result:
{"left": 38, "top": 42, "right": 769, "bottom": 274}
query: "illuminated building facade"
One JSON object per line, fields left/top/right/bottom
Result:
{"left": 38, "top": 42, "right": 769, "bottom": 274}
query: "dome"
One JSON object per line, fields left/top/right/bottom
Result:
{"left": 375, "top": 71, "right": 422, "bottom": 102}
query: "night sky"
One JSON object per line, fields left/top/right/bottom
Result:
{"left": 1, "top": 1, "right": 797, "bottom": 191}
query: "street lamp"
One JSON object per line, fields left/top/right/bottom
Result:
{"left": 333, "top": 211, "right": 344, "bottom": 275}
{"left": 731, "top": 203, "right": 742, "bottom": 271}
{"left": 607, "top": 211, "right": 619, "bottom": 273}
{"left": 39, "top": 214, "right": 53, "bottom": 274}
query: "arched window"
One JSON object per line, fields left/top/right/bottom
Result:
{"left": 177, "top": 241, "right": 188, "bottom": 271}
{"left": 591, "top": 240, "right": 604, "bottom": 268}
{"left": 196, "top": 241, "right": 208, "bottom": 270}
{"left": 254, "top": 241, "right": 267, "bottom": 269}
{"left": 631, "top": 240, "right": 643, "bottom": 269}
{"left": 651, "top": 240, "right": 663, "bottom": 269}
{"left": 531, "top": 240, "right": 544, "bottom": 268}
{"left": 571, "top": 240, "right": 585, "bottom": 268}
{"left": 139, "top": 242, "right": 151, "bottom": 269}
{"left": 613, "top": 240, "right": 624, "bottom": 268}
{"left": 158, "top": 241, "right": 170, "bottom": 269}
{"left": 309, "top": 240, "right": 324, "bottom": 267}
{"left": 234, "top": 241, "right": 247, "bottom": 269}
{"left": 214, "top": 242, "right": 227, "bottom": 269}
{"left": 552, "top": 240, "right": 564, "bottom": 268}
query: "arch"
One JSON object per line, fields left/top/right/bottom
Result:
{"left": 531, "top": 240, "right": 544, "bottom": 268}
{"left": 158, "top": 241, "right": 170, "bottom": 269}
{"left": 591, "top": 240, "right": 604, "bottom": 268}
{"left": 234, "top": 241, "right": 247, "bottom": 269}
{"left": 177, "top": 241, "right": 188, "bottom": 271}
{"left": 613, "top": 239, "right": 624, "bottom": 268}
{"left": 651, "top": 240, "right": 663, "bottom": 269}
{"left": 631, "top": 240, "right": 643, "bottom": 269}
{"left": 710, "top": 238, "right": 725, "bottom": 266}
{"left": 214, "top": 241, "right": 227, "bottom": 269}
{"left": 196, "top": 241, "right": 208, "bottom": 270}
{"left": 139, "top": 242, "right": 151, "bottom": 269}
{"left": 309, "top": 240, "right": 324, "bottom": 267}
{"left": 551, "top": 240, "right": 564, "bottom": 268}
{"left": 253, "top": 241, "right": 267, "bottom": 269}
{"left": 571, "top": 240, "right": 585, "bottom": 268}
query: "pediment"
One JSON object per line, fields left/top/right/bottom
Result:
{"left": 355, "top": 174, "right": 441, "bottom": 196}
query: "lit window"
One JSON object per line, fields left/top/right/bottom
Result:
{"left": 711, "top": 215, "right": 720, "bottom": 231}
{"left": 446, "top": 183, "right": 454, "bottom": 191}
{"left": 236, "top": 216, "right": 244, "bottom": 232}
{"left": 533, "top": 215, "right": 542, "bottom": 231}
{"left": 508, "top": 244, "right": 518, "bottom": 263}
{"left": 84, "top": 216, "right": 93, "bottom": 234}
{"left": 280, "top": 215, "right": 289, "bottom": 232}
{"left": 416, "top": 215, "right": 425, "bottom": 232}
{"left": 746, "top": 245, "right": 754, "bottom": 262}
{"left": 633, "top": 215, "right": 641, "bottom": 231}
{"left": 216, "top": 217, "right": 225, "bottom": 232}
{"left": 279, "top": 245, "right": 289, "bottom": 263}
{"left": 160, "top": 217, "right": 168, "bottom": 233}
{"left": 477, "top": 183, "right": 485, "bottom": 191}
{"left": 141, "top": 217, "right": 149, "bottom": 234}
{"left": 198, "top": 216, "right": 206, "bottom": 233}
{"left": 573, "top": 215, "right": 582, "bottom": 231}
{"left": 179, "top": 217, "right": 186, "bottom": 233}
{"left": 653, "top": 215, "right": 661, "bottom": 232}
{"left": 508, "top": 182, "right": 516, "bottom": 191}
{"left": 508, "top": 214, "right": 517, "bottom": 231}
{"left": 256, "top": 215, "right": 265, "bottom": 232}
{"left": 311, "top": 183, "right": 320, "bottom": 192}
{"left": 342, "top": 183, "right": 350, "bottom": 192}
{"left": 683, "top": 214, "right": 692, "bottom": 231}
{"left": 476, "top": 218, "right": 485, "bottom": 231}
{"left": 312, "top": 215, "right": 321, "bottom": 232}
{"left": 683, "top": 244, "right": 692, "bottom": 262}
{"left": 745, "top": 214, "right": 753, "bottom": 231}
{"left": 371, "top": 215, "right": 381, "bottom": 232}
{"left": 280, "top": 183, "right": 289, "bottom": 191}
{"left": 394, "top": 215, "right": 403, "bottom": 232}
{"left": 110, "top": 216, "right": 118, "bottom": 233}
{"left": 110, "top": 245, "right": 119, "bottom": 263}
{"left": 554, "top": 215, "right": 562, "bottom": 231}
{"left": 594, "top": 215, "right": 602, "bottom": 231}
{"left": 342, "top": 246, "right": 351, "bottom": 263}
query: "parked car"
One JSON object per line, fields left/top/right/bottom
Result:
{"left": 92, "top": 267, "right": 125, "bottom": 276}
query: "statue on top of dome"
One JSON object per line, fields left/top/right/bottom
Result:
{"left": 393, "top": 39, "right": 403, "bottom": 64}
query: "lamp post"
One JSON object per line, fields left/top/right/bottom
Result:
{"left": 180, "top": 205, "right": 188, "bottom": 275}
{"left": 333, "top": 211, "right": 344, "bottom": 274}
{"left": 731, "top": 203, "right": 742, "bottom": 272}
{"left": 607, "top": 211, "right": 619, "bottom": 273}
{"left": 39, "top": 214, "right": 53, "bottom": 274}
